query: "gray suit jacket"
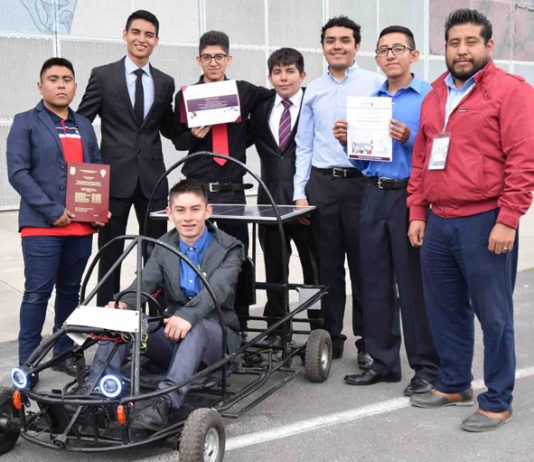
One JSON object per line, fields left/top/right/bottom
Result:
{"left": 120, "top": 223, "right": 244, "bottom": 352}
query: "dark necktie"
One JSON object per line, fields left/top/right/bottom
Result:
{"left": 278, "top": 99, "right": 292, "bottom": 151}
{"left": 134, "top": 68, "right": 144, "bottom": 127}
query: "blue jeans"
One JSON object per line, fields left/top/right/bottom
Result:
{"left": 19, "top": 235, "right": 93, "bottom": 365}
{"left": 420, "top": 210, "right": 517, "bottom": 412}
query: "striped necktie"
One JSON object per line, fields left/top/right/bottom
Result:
{"left": 278, "top": 99, "right": 292, "bottom": 152}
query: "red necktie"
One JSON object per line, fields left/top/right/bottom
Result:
{"left": 212, "top": 123, "right": 229, "bottom": 166}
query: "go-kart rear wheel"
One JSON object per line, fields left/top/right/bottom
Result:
{"left": 179, "top": 408, "right": 225, "bottom": 462}
{"left": 0, "top": 388, "right": 20, "bottom": 455}
{"left": 304, "top": 329, "right": 332, "bottom": 382}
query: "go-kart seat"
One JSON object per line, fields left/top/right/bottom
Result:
{"left": 234, "top": 257, "right": 255, "bottom": 328}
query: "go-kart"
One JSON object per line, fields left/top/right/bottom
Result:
{"left": 0, "top": 152, "right": 331, "bottom": 461}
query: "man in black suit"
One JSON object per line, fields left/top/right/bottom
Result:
{"left": 173, "top": 31, "right": 272, "bottom": 329}
{"left": 78, "top": 10, "right": 175, "bottom": 305}
{"left": 249, "top": 48, "right": 318, "bottom": 339}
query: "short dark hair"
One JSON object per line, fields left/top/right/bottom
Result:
{"left": 378, "top": 25, "right": 416, "bottom": 50}
{"left": 199, "top": 30, "right": 230, "bottom": 55}
{"left": 125, "top": 10, "right": 159, "bottom": 37}
{"left": 445, "top": 8, "right": 492, "bottom": 44}
{"left": 268, "top": 48, "right": 305, "bottom": 75}
{"left": 40, "top": 57, "right": 75, "bottom": 80}
{"left": 168, "top": 179, "right": 208, "bottom": 207}
{"left": 321, "top": 16, "right": 361, "bottom": 45}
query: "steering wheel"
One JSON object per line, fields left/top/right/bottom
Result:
{"left": 113, "top": 289, "right": 166, "bottom": 335}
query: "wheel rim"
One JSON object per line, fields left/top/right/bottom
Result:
{"left": 320, "top": 344, "right": 329, "bottom": 370}
{"left": 203, "top": 427, "right": 220, "bottom": 462}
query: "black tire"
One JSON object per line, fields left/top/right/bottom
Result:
{"left": 0, "top": 387, "right": 20, "bottom": 455}
{"left": 179, "top": 408, "right": 225, "bottom": 462}
{"left": 304, "top": 329, "right": 332, "bottom": 382}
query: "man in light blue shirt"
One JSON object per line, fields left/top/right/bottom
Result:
{"left": 334, "top": 26, "right": 440, "bottom": 395}
{"left": 293, "top": 16, "right": 384, "bottom": 361}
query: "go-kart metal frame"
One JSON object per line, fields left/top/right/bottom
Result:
{"left": 2, "top": 152, "right": 332, "bottom": 459}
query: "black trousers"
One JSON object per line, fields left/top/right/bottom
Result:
{"left": 207, "top": 189, "right": 250, "bottom": 329}
{"left": 360, "top": 183, "right": 439, "bottom": 380}
{"left": 258, "top": 220, "right": 318, "bottom": 327}
{"left": 96, "top": 182, "right": 167, "bottom": 305}
{"left": 306, "top": 168, "right": 365, "bottom": 349}
{"left": 207, "top": 189, "right": 249, "bottom": 251}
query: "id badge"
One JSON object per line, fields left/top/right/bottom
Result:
{"left": 428, "top": 134, "right": 450, "bottom": 170}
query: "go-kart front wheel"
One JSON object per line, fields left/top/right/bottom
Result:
{"left": 179, "top": 408, "right": 225, "bottom": 462}
{"left": 0, "top": 387, "right": 20, "bottom": 455}
{"left": 304, "top": 329, "right": 332, "bottom": 382}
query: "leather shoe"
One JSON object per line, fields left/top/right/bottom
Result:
{"left": 461, "top": 408, "right": 513, "bottom": 432}
{"left": 403, "top": 376, "right": 433, "bottom": 397}
{"left": 410, "top": 388, "right": 474, "bottom": 408}
{"left": 52, "top": 355, "right": 88, "bottom": 378}
{"left": 132, "top": 395, "right": 172, "bottom": 431}
{"left": 344, "top": 368, "right": 401, "bottom": 386}
{"left": 357, "top": 351, "right": 373, "bottom": 369}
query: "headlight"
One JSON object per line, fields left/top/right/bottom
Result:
{"left": 11, "top": 367, "right": 30, "bottom": 390}
{"left": 99, "top": 374, "right": 122, "bottom": 398}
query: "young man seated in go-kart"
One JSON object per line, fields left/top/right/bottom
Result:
{"left": 83, "top": 178, "right": 244, "bottom": 430}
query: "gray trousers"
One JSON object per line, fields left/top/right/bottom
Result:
{"left": 89, "top": 318, "right": 223, "bottom": 408}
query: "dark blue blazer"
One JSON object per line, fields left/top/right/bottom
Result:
{"left": 7, "top": 101, "right": 102, "bottom": 230}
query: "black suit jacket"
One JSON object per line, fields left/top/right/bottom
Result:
{"left": 173, "top": 77, "right": 273, "bottom": 182}
{"left": 78, "top": 57, "right": 175, "bottom": 199}
{"left": 249, "top": 89, "right": 304, "bottom": 205}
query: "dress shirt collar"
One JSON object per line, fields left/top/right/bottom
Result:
{"left": 327, "top": 61, "right": 358, "bottom": 83}
{"left": 178, "top": 226, "right": 211, "bottom": 255}
{"left": 376, "top": 74, "right": 424, "bottom": 96}
{"left": 444, "top": 71, "right": 478, "bottom": 94}
{"left": 198, "top": 74, "right": 228, "bottom": 84}
{"left": 274, "top": 87, "right": 303, "bottom": 108}
{"left": 125, "top": 55, "right": 151, "bottom": 77}
{"left": 43, "top": 104, "right": 75, "bottom": 124}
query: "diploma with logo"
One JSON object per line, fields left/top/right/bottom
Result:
{"left": 346, "top": 96, "right": 392, "bottom": 162}
{"left": 65, "top": 162, "right": 110, "bottom": 222}
{"left": 180, "top": 80, "right": 241, "bottom": 128}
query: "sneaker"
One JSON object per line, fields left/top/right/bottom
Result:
{"left": 131, "top": 395, "right": 172, "bottom": 431}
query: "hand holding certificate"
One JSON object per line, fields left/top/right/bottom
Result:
{"left": 181, "top": 80, "right": 241, "bottom": 128}
{"left": 346, "top": 96, "right": 392, "bottom": 162}
{"left": 65, "top": 162, "right": 110, "bottom": 223}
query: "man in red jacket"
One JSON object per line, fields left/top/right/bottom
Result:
{"left": 407, "top": 8, "right": 534, "bottom": 432}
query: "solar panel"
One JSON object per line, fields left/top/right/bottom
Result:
{"left": 150, "top": 204, "right": 316, "bottom": 224}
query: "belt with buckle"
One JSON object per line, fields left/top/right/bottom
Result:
{"left": 312, "top": 167, "right": 362, "bottom": 178}
{"left": 372, "top": 177, "right": 409, "bottom": 190}
{"left": 208, "top": 182, "right": 253, "bottom": 193}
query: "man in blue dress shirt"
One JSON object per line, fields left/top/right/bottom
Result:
{"left": 294, "top": 16, "right": 384, "bottom": 361}
{"left": 333, "top": 26, "right": 440, "bottom": 394}
{"left": 83, "top": 179, "right": 244, "bottom": 430}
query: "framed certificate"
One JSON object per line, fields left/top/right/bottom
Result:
{"left": 65, "top": 162, "right": 110, "bottom": 222}
{"left": 347, "top": 96, "right": 392, "bottom": 162}
{"left": 180, "top": 80, "right": 242, "bottom": 128}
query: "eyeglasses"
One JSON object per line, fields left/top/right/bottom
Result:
{"left": 375, "top": 45, "right": 413, "bottom": 57}
{"left": 199, "top": 54, "right": 228, "bottom": 63}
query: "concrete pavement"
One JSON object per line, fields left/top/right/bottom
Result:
{"left": 0, "top": 206, "right": 533, "bottom": 461}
